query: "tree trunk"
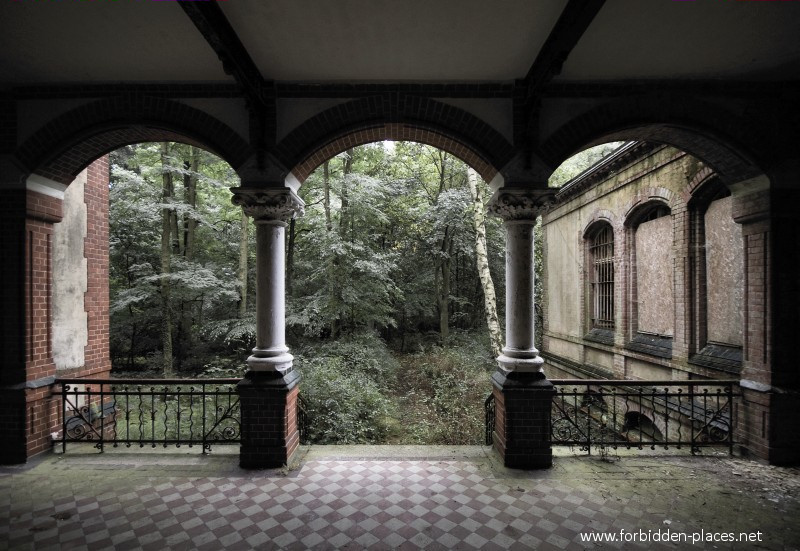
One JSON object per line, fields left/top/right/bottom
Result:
{"left": 159, "top": 142, "right": 174, "bottom": 377}
{"left": 438, "top": 227, "right": 451, "bottom": 343}
{"left": 323, "top": 160, "right": 332, "bottom": 232}
{"left": 286, "top": 217, "right": 296, "bottom": 297}
{"left": 183, "top": 146, "right": 198, "bottom": 262}
{"left": 467, "top": 168, "right": 502, "bottom": 358}
{"left": 238, "top": 210, "right": 249, "bottom": 317}
{"left": 177, "top": 147, "right": 199, "bottom": 369}
{"left": 339, "top": 150, "right": 353, "bottom": 241}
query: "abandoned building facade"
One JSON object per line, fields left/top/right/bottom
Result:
{"left": 1, "top": 1, "right": 799, "bottom": 469}
{"left": 541, "top": 143, "right": 761, "bottom": 451}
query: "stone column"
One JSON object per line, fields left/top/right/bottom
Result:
{"left": 488, "top": 187, "right": 556, "bottom": 469}
{"left": 230, "top": 186, "right": 305, "bottom": 468}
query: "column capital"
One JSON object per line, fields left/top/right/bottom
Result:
{"left": 487, "top": 187, "right": 556, "bottom": 221}
{"left": 230, "top": 187, "right": 305, "bottom": 223}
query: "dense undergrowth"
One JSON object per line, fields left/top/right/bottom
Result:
{"left": 113, "top": 330, "right": 496, "bottom": 445}
{"left": 294, "top": 330, "right": 494, "bottom": 445}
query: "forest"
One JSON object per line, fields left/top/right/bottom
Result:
{"left": 108, "top": 141, "right": 619, "bottom": 445}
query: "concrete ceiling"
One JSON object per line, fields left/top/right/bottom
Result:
{"left": 220, "top": 0, "right": 565, "bottom": 82}
{"left": 559, "top": 0, "right": 800, "bottom": 81}
{"left": 2, "top": 0, "right": 798, "bottom": 86}
{"left": 1, "top": 2, "right": 230, "bottom": 84}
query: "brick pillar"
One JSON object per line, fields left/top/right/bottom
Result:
{"left": 0, "top": 167, "right": 66, "bottom": 464}
{"left": 488, "top": 186, "right": 556, "bottom": 469}
{"left": 231, "top": 185, "right": 305, "bottom": 468}
{"left": 238, "top": 370, "right": 300, "bottom": 468}
{"left": 732, "top": 172, "right": 800, "bottom": 465}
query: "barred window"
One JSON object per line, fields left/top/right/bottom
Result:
{"left": 590, "top": 225, "right": 614, "bottom": 329}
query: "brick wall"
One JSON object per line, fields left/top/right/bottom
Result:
{"left": 1, "top": 156, "right": 111, "bottom": 464}
{"left": 79, "top": 157, "right": 110, "bottom": 378}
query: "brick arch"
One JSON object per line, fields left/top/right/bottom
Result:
{"left": 583, "top": 210, "right": 617, "bottom": 238}
{"left": 623, "top": 186, "right": 681, "bottom": 227}
{"left": 16, "top": 96, "right": 251, "bottom": 184}
{"left": 540, "top": 96, "right": 765, "bottom": 185}
{"left": 275, "top": 96, "right": 515, "bottom": 184}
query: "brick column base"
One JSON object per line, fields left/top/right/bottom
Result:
{"left": 737, "top": 387, "right": 800, "bottom": 466}
{"left": 0, "top": 388, "right": 27, "bottom": 465}
{"left": 491, "top": 370, "right": 555, "bottom": 469}
{"left": 238, "top": 369, "right": 300, "bottom": 469}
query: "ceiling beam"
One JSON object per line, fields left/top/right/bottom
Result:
{"left": 179, "top": 2, "right": 275, "bottom": 158}
{"left": 178, "top": 2, "right": 267, "bottom": 102}
{"left": 524, "top": 0, "right": 606, "bottom": 100}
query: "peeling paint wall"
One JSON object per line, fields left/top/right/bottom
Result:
{"left": 635, "top": 215, "right": 674, "bottom": 336}
{"left": 52, "top": 169, "right": 88, "bottom": 370}
{"left": 705, "top": 196, "right": 744, "bottom": 346}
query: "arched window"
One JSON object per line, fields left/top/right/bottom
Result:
{"left": 589, "top": 224, "right": 615, "bottom": 329}
{"left": 688, "top": 178, "right": 743, "bottom": 373}
{"left": 624, "top": 201, "right": 673, "bottom": 358}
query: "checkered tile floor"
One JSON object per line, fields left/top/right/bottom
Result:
{"left": 1, "top": 447, "right": 798, "bottom": 550}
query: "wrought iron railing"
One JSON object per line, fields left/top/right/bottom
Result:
{"left": 484, "top": 379, "right": 740, "bottom": 455}
{"left": 56, "top": 378, "right": 241, "bottom": 453}
{"left": 484, "top": 393, "right": 495, "bottom": 446}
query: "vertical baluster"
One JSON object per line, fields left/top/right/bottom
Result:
{"left": 676, "top": 388, "right": 683, "bottom": 449}
{"left": 109, "top": 384, "right": 118, "bottom": 447}
{"left": 162, "top": 386, "right": 169, "bottom": 448}
{"left": 61, "top": 383, "right": 68, "bottom": 454}
{"left": 662, "top": 387, "right": 669, "bottom": 449}
{"left": 202, "top": 383, "right": 208, "bottom": 453}
{"left": 585, "top": 386, "right": 591, "bottom": 454}
{"left": 176, "top": 386, "right": 182, "bottom": 448}
{"left": 690, "top": 384, "right": 696, "bottom": 454}
{"left": 611, "top": 386, "right": 618, "bottom": 450}
{"left": 703, "top": 388, "right": 710, "bottom": 451}
{"left": 150, "top": 387, "right": 156, "bottom": 448}
{"left": 650, "top": 387, "right": 657, "bottom": 450}
{"left": 188, "top": 387, "right": 195, "bottom": 448}
{"left": 727, "top": 384, "right": 734, "bottom": 455}
{"left": 637, "top": 388, "right": 644, "bottom": 449}
{"left": 125, "top": 391, "right": 130, "bottom": 448}
{"left": 138, "top": 386, "right": 144, "bottom": 447}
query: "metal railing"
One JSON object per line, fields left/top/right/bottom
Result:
{"left": 57, "top": 378, "right": 242, "bottom": 453}
{"left": 484, "top": 393, "right": 495, "bottom": 446}
{"left": 484, "top": 379, "right": 740, "bottom": 455}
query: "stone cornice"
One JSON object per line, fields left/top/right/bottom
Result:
{"left": 230, "top": 187, "right": 305, "bottom": 222}
{"left": 487, "top": 188, "right": 556, "bottom": 221}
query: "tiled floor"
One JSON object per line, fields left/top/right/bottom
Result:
{"left": 1, "top": 445, "right": 798, "bottom": 550}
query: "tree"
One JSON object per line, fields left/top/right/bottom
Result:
{"left": 109, "top": 142, "right": 244, "bottom": 373}
{"left": 160, "top": 142, "right": 175, "bottom": 377}
{"left": 467, "top": 168, "right": 502, "bottom": 357}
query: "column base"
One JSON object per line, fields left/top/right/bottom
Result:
{"left": 238, "top": 369, "right": 301, "bottom": 469}
{"left": 246, "top": 345, "right": 294, "bottom": 372}
{"left": 491, "top": 368, "right": 555, "bottom": 469}
{"left": 736, "top": 384, "right": 800, "bottom": 466}
{"left": 0, "top": 387, "right": 27, "bottom": 465}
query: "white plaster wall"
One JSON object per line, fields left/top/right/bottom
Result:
{"left": 544, "top": 210, "right": 582, "bottom": 337}
{"left": 52, "top": 169, "right": 88, "bottom": 369}
{"left": 705, "top": 196, "right": 744, "bottom": 346}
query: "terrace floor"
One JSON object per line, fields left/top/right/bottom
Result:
{"left": 1, "top": 445, "right": 799, "bottom": 550}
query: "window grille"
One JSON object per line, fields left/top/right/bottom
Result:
{"left": 590, "top": 225, "right": 614, "bottom": 329}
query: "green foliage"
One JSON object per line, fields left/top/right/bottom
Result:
{"left": 390, "top": 332, "right": 493, "bottom": 445}
{"left": 109, "top": 143, "right": 249, "bottom": 372}
{"left": 295, "top": 332, "right": 396, "bottom": 444}
{"left": 548, "top": 142, "right": 625, "bottom": 188}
